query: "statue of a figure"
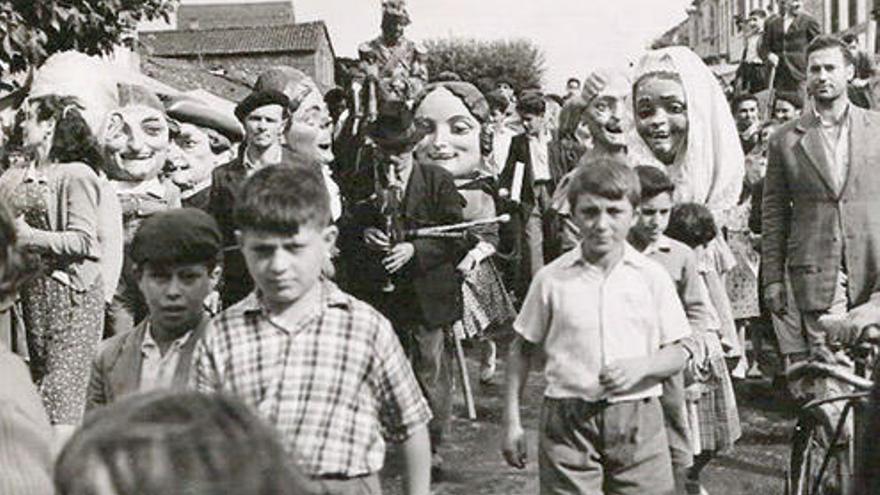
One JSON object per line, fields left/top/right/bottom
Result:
{"left": 357, "top": 0, "right": 428, "bottom": 107}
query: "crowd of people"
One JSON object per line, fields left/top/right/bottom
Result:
{"left": 3, "top": 0, "right": 880, "bottom": 494}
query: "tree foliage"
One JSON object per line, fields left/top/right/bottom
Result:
{"left": 0, "top": 0, "right": 175, "bottom": 77}
{"left": 422, "top": 37, "right": 546, "bottom": 93}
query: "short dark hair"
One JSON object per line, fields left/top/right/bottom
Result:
{"left": 234, "top": 165, "right": 331, "bottom": 234}
{"left": 55, "top": 391, "right": 312, "bottom": 495}
{"left": 806, "top": 35, "right": 856, "bottom": 66}
{"left": 567, "top": 156, "right": 641, "bottom": 209}
{"left": 749, "top": 8, "right": 767, "bottom": 18}
{"left": 26, "top": 95, "right": 106, "bottom": 174}
{"left": 842, "top": 33, "right": 858, "bottom": 44}
{"left": 324, "top": 86, "right": 346, "bottom": 106}
{"left": 635, "top": 165, "right": 675, "bottom": 201}
{"left": 665, "top": 203, "right": 717, "bottom": 248}
{"left": 496, "top": 78, "right": 514, "bottom": 89}
{"left": 485, "top": 89, "right": 510, "bottom": 113}
{"left": 731, "top": 93, "right": 759, "bottom": 113}
{"left": 433, "top": 71, "right": 462, "bottom": 82}
{"left": 774, "top": 90, "right": 804, "bottom": 110}
{"left": 516, "top": 90, "right": 546, "bottom": 116}
{"left": 567, "top": 77, "right": 581, "bottom": 87}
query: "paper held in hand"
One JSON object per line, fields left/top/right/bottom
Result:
{"left": 510, "top": 161, "right": 525, "bottom": 203}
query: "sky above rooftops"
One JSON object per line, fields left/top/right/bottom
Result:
{"left": 141, "top": 0, "right": 691, "bottom": 95}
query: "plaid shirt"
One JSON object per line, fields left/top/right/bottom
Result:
{"left": 191, "top": 280, "right": 431, "bottom": 477}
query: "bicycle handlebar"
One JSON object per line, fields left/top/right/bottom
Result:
{"left": 785, "top": 361, "right": 874, "bottom": 391}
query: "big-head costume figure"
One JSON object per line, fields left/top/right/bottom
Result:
{"left": 103, "top": 84, "right": 181, "bottom": 336}
{"left": 253, "top": 66, "right": 341, "bottom": 220}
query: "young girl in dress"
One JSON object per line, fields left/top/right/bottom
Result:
{"left": 666, "top": 203, "right": 743, "bottom": 495}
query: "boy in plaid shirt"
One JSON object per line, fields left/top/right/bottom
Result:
{"left": 192, "top": 165, "right": 432, "bottom": 494}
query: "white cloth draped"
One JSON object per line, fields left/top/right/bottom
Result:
{"left": 630, "top": 46, "right": 744, "bottom": 217}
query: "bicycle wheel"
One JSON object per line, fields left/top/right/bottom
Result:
{"left": 788, "top": 415, "right": 852, "bottom": 495}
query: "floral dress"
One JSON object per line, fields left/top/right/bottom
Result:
{"left": 9, "top": 167, "right": 104, "bottom": 425}
{"left": 723, "top": 202, "right": 761, "bottom": 320}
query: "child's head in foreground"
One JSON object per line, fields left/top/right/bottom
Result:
{"left": 566, "top": 156, "right": 640, "bottom": 261}
{"left": 54, "top": 391, "right": 313, "bottom": 495}
{"left": 234, "top": 165, "right": 336, "bottom": 309}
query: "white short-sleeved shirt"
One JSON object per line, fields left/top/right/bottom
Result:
{"left": 514, "top": 243, "right": 691, "bottom": 403}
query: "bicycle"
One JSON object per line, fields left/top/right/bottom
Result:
{"left": 783, "top": 355, "right": 874, "bottom": 495}
{"left": 780, "top": 305, "right": 880, "bottom": 495}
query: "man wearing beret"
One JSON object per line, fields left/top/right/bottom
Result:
{"left": 207, "top": 89, "right": 297, "bottom": 308}
{"left": 86, "top": 208, "right": 222, "bottom": 411}
{"left": 164, "top": 94, "right": 244, "bottom": 210}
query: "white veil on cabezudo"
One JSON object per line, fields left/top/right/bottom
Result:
{"left": 631, "top": 46, "right": 744, "bottom": 216}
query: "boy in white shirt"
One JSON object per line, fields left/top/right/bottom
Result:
{"left": 502, "top": 157, "right": 691, "bottom": 495}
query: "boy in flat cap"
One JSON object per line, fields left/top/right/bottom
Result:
{"left": 193, "top": 165, "right": 432, "bottom": 494}
{"left": 86, "top": 208, "right": 222, "bottom": 411}
{"left": 208, "top": 89, "right": 297, "bottom": 308}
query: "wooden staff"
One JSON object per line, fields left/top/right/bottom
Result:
{"left": 764, "top": 63, "right": 778, "bottom": 122}
{"left": 452, "top": 323, "right": 477, "bottom": 420}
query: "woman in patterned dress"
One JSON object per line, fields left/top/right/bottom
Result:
{"left": 413, "top": 81, "right": 516, "bottom": 383}
{"left": 0, "top": 95, "right": 105, "bottom": 439}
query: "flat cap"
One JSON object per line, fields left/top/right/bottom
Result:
{"left": 131, "top": 208, "right": 222, "bottom": 266}
{"left": 166, "top": 94, "right": 244, "bottom": 142}
{"left": 234, "top": 90, "right": 289, "bottom": 122}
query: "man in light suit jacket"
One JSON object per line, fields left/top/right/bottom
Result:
{"left": 498, "top": 91, "right": 565, "bottom": 296}
{"left": 759, "top": 0, "right": 821, "bottom": 93}
{"left": 762, "top": 36, "right": 880, "bottom": 362}
{"left": 87, "top": 209, "right": 221, "bottom": 411}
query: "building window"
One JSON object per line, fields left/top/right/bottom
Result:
{"left": 849, "top": 0, "right": 859, "bottom": 27}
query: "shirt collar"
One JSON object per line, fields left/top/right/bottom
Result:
{"left": 812, "top": 102, "right": 851, "bottom": 128}
{"left": 242, "top": 144, "right": 282, "bottom": 170}
{"left": 114, "top": 177, "right": 166, "bottom": 198}
{"left": 528, "top": 130, "right": 550, "bottom": 144}
{"left": 180, "top": 177, "right": 212, "bottom": 200}
{"left": 564, "top": 242, "right": 646, "bottom": 270}
{"left": 240, "top": 279, "right": 351, "bottom": 321}
{"left": 642, "top": 235, "right": 674, "bottom": 255}
{"left": 141, "top": 321, "right": 193, "bottom": 354}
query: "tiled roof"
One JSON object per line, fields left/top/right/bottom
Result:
{"left": 140, "top": 57, "right": 253, "bottom": 102}
{"left": 141, "top": 21, "right": 328, "bottom": 57}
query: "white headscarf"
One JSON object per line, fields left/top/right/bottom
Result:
{"left": 631, "top": 47, "right": 744, "bottom": 215}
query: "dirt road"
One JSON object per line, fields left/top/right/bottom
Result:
{"left": 380, "top": 341, "right": 797, "bottom": 495}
